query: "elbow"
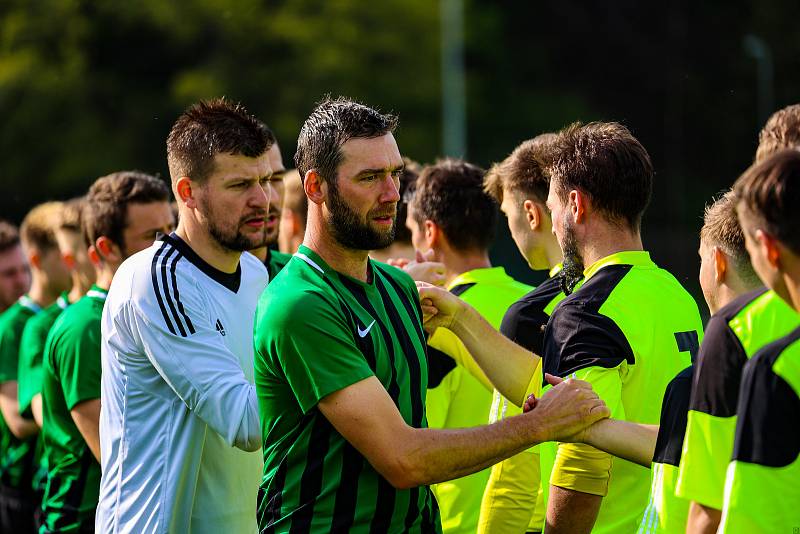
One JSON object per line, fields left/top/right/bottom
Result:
{"left": 380, "top": 452, "right": 427, "bottom": 490}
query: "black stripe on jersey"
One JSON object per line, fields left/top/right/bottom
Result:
{"left": 290, "top": 412, "right": 333, "bottom": 533}
{"left": 160, "top": 246, "right": 188, "bottom": 337}
{"left": 450, "top": 282, "right": 476, "bottom": 297}
{"left": 260, "top": 412, "right": 315, "bottom": 533}
{"left": 330, "top": 443, "right": 365, "bottom": 533}
{"left": 374, "top": 272, "right": 424, "bottom": 428}
{"left": 542, "top": 264, "right": 634, "bottom": 378}
{"left": 375, "top": 264, "right": 427, "bottom": 345}
{"left": 404, "top": 487, "right": 420, "bottom": 531}
{"left": 421, "top": 492, "right": 440, "bottom": 533}
{"left": 169, "top": 252, "right": 195, "bottom": 335}
{"left": 320, "top": 276, "right": 377, "bottom": 372}
{"left": 689, "top": 288, "right": 765, "bottom": 417}
{"left": 52, "top": 447, "right": 94, "bottom": 531}
{"left": 337, "top": 276, "right": 401, "bottom": 404}
{"left": 151, "top": 242, "right": 177, "bottom": 335}
{"left": 652, "top": 366, "right": 693, "bottom": 466}
{"left": 160, "top": 233, "right": 241, "bottom": 292}
{"left": 369, "top": 477, "right": 397, "bottom": 534}
{"left": 501, "top": 274, "right": 562, "bottom": 355}
{"left": 733, "top": 326, "right": 800, "bottom": 467}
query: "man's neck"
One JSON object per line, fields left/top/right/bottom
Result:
{"left": 303, "top": 217, "right": 370, "bottom": 282}
{"left": 440, "top": 249, "right": 492, "bottom": 286}
{"left": 176, "top": 220, "right": 241, "bottom": 274}
{"left": 544, "top": 236, "right": 563, "bottom": 271}
{"left": 94, "top": 266, "right": 116, "bottom": 292}
{"left": 27, "top": 276, "right": 58, "bottom": 308}
{"left": 579, "top": 224, "right": 644, "bottom": 270}
{"left": 782, "top": 258, "right": 800, "bottom": 314}
{"left": 714, "top": 279, "right": 762, "bottom": 313}
{"left": 68, "top": 271, "right": 94, "bottom": 301}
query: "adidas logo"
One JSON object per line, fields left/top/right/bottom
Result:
{"left": 215, "top": 319, "right": 226, "bottom": 336}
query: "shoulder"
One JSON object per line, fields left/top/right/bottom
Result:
{"left": 257, "top": 267, "right": 342, "bottom": 331}
{"left": 241, "top": 250, "right": 268, "bottom": 276}
{"left": 371, "top": 260, "right": 418, "bottom": 300}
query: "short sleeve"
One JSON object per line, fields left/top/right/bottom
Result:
{"left": 0, "top": 315, "right": 23, "bottom": 383}
{"left": 550, "top": 366, "right": 625, "bottom": 496}
{"left": 17, "top": 319, "right": 49, "bottom": 416}
{"left": 55, "top": 319, "right": 102, "bottom": 410}
{"left": 677, "top": 315, "right": 745, "bottom": 507}
{"left": 428, "top": 327, "right": 492, "bottom": 391}
{"left": 258, "top": 290, "right": 375, "bottom": 414}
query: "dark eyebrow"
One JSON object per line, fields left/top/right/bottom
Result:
{"left": 357, "top": 164, "right": 405, "bottom": 177}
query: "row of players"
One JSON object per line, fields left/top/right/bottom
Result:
{"left": 0, "top": 98, "right": 797, "bottom": 533}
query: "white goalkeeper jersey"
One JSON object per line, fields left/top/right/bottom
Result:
{"left": 97, "top": 233, "right": 267, "bottom": 534}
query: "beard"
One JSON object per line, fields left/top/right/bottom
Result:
{"left": 199, "top": 194, "right": 268, "bottom": 252}
{"left": 328, "top": 182, "right": 396, "bottom": 251}
{"left": 559, "top": 218, "right": 584, "bottom": 295}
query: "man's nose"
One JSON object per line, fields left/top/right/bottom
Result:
{"left": 381, "top": 174, "right": 401, "bottom": 203}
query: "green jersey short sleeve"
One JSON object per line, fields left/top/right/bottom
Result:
{"left": 17, "top": 292, "right": 69, "bottom": 417}
{"left": 541, "top": 251, "right": 702, "bottom": 534}
{"left": 677, "top": 288, "right": 799, "bottom": 509}
{"left": 719, "top": 326, "right": 800, "bottom": 533}
{"left": 40, "top": 286, "right": 107, "bottom": 532}
{"left": 254, "top": 247, "right": 441, "bottom": 533}
{"left": 0, "top": 295, "right": 41, "bottom": 491}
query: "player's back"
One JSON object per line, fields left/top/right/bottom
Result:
{"left": 543, "top": 251, "right": 703, "bottom": 534}
{"left": 97, "top": 235, "right": 265, "bottom": 534}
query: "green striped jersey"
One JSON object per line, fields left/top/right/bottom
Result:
{"left": 719, "top": 325, "right": 800, "bottom": 532}
{"left": 40, "top": 286, "right": 107, "bottom": 532}
{"left": 0, "top": 294, "right": 41, "bottom": 492}
{"left": 677, "top": 288, "right": 799, "bottom": 509}
{"left": 254, "top": 245, "right": 441, "bottom": 533}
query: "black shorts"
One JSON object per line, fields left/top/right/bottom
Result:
{"left": 0, "top": 483, "right": 37, "bottom": 534}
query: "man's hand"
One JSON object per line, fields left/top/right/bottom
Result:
{"left": 390, "top": 250, "right": 445, "bottom": 286}
{"left": 416, "top": 281, "right": 467, "bottom": 332}
{"left": 523, "top": 374, "right": 609, "bottom": 443}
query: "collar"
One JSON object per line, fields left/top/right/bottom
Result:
{"left": 159, "top": 233, "right": 242, "bottom": 293}
{"left": 583, "top": 250, "right": 653, "bottom": 281}
{"left": 295, "top": 245, "right": 376, "bottom": 287}
{"left": 447, "top": 267, "right": 509, "bottom": 291}
{"left": 56, "top": 291, "right": 70, "bottom": 309}
{"left": 18, "top": 294, "right": 42, "bottom": 314}
{"left": 86, "top": 285, "right": 109, "bottom": 302}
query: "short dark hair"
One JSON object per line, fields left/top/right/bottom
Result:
{"left": 167, "top": 97, "right": 275, "bottom": 184}
{"left": 294, "top": 96, "right": 398, "bottom": 183}
{"left": 755, "top": 104, "right": 800, "bottom": 163}
{"left": 411, "top": 158, "right": 496, "bottom": 252}
{"left": 0, "top": 220, "right": 21, "bottom": 254}
{"left": 701, "top": 191, "right": 757, "bottom": 283}
{"left": 733, "top": 149, "right": 800, "bottom": 255}
{"left": 484, "top": 133, "right": 557, "bottom": 204}
{"left": 394, "top": 157, "right": 421, "bottom": 245}
{"left": 547, "top": 122, "right": 653, "bottom": 230}
{"left": 83, "top": 171, "right": 170, "bottom": 248}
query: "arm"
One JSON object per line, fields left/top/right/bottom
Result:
{"left": 318, "top": 374, "right": 609, "bottom": 489}
{"left": 0, "top": 381, "right": 38, "bottom": 439}
{"left": 71, "top": 398, "right": 101, "bottom": 462}
{"left": 686, "top": 502, "right": 722, "bottom": 534}
{"left": 546, "top": 486, "right": 602, "bottom": 534}
{"left": 582, "top": 418, "right": 658, "bottom": 467}
{"left": 418, "top": 283, "right": 538, "bottom": 405}
{"left": 31, "top": 393, "right": 43, "bottom": 428}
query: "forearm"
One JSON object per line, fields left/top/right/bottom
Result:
{"left": 546, "top": 485, "right": 602, "bottom": 534}
{"left": 583, "top": 418, "right": 659, "bottom": 467}
{"left": 686, "top": 501, "right": 721, "bottom": 534}
{"left": 0, "top": 383, "right": 38, "bottom": 438}
{"left": 450, "top": 305, "right": 539, "bottom": 405}
{"left": 32, "top": 394, "right": 43, "bottom": 428}
{"left": 397, "top": 413, "right": 543, "bottom": 488}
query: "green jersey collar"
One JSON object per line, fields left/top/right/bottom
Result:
{"left": 56, "top": 291, "right": 70, "bottom": 310}
{"left": 583, "top": 250, "right": 653, "bottom": 281}
{"left": 18, "top": 294, "right": 43, "bottom": 313}
{"left": 86, "top": 285, "right": 109, "bottom": 301}
{"left": 447, "top": 266, "right": 510, "bottom": 291}
{"left": 295, "top": 245, "right": 377, "bottom": 288}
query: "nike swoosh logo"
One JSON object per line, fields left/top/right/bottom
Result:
{"left": 357, "top": 319, "right": 376, "bottom": 338}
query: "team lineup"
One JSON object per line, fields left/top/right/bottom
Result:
{"left": 0, "top": 96, "right": 798, "bottom": 533}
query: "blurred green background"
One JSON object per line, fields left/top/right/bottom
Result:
{"left": 2, "top": 0, "right": 799, "bottom": 301}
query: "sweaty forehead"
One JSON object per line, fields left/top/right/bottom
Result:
{"left": 338, "top": 134, "right": 402, "bottom": 176}
{"left": 210, "top": 152, "right": 272, "bottom": 181}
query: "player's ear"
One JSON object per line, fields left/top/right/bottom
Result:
{"left": 61, "top": 251, "right": 76, "bottom": 270}
{"left": 713, "top": 246, "right": 728, "bottom": 284}
{"left": 524, "top": 199, "right": 541, "bottom": 231}
{"left": 175, "top": 177, "right": 196, "bottom": 209}
{"left": 28, "top": 250, "right": 42, "bottom": 270}
{"left": 757, "top": 230, "right": 782, "bottom": 269}
{"left": 423, "top": 220, "right": 439, "bottom": 249}
{"left": 570, "top": 190, "right": 586, "bottom": 223}
{"left": 304, "top": 170, "right": 325, "bottom": 205}
{"left": 95, "top": 236, "right": 122, "bottom": 265}
{"left": 87, "top": 246, "right": 102, "bottom": 267}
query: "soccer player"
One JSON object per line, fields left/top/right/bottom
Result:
{"left": 278, "top": 169, "right": 308, "bottom": 254}
{"left": 39, "top": 173, "right": 172, "bottom": 533}
{"left": 0, "top": 221, "right": 30, "bottom": 314}
{"left": 479, "top": 133, "right": 562, "bottom": 534}
{"left": 0, "top": 202, "right": 71, "bottom": 532}
{"left": 678, "top": 104, "right": 800, "bottom": 534}
{"left": 537, "top": 122, "right": 703, "bottom": 534}
{"left": 718, "top": 149, "right": 800, "bottom": 532}
{"left": 254, "top": 96, "right": 609, "bottom": 532}
{"left": 404, "top": 158, "right": 533, "bottom": 533}
{"left": 249, "top": 139, "right": 293, "bottom": 279}
{"left": 96, "top": 99, "right": 272, "bottom": 533}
